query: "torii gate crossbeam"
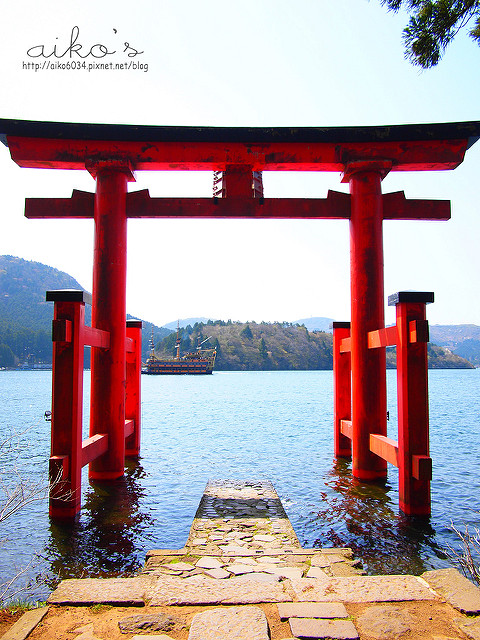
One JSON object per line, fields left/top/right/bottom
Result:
{"left": 2, "top": 118, "right": 479, "bottom": 517}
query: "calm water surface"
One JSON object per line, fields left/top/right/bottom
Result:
{"left": 0, "top": 369, "right": 479, "bottom": 601}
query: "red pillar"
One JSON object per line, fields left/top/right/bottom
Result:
{"left": 89, "top": 167, "right": 129, "bottom": 480}
{"left": 333, "top": 322, "right": 352, "bottom": 457}
{"left": 125, "top": 320, "right": 142, "bottom": 457}
{"left": 391, "top": 291, "right": 433, "bottom": 516}
{"left": 47, "top": 290, "right": 89, "bottom": 518}
{"left": 347, "top": 164, "right": 388, "bottom": 480}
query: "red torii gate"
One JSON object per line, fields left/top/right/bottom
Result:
{"left": 1, "top": 118, "right": 479, "bottom": 517}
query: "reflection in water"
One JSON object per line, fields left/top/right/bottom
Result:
{"left": 41, "top": 459, "right": 155, "bottom": 592}
{"left": 311, "top": 459, "right": 443, "bottom": 575}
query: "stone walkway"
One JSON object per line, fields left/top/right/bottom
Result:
{"left": 9, "top": 480, "right": 480, "bottom": 640}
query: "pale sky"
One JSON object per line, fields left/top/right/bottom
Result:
{"left": 0, "top": 0, "right": 479, "bottom": 327}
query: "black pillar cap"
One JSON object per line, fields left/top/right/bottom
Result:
{"left": 46, "top": 289, "right": 92, "bottom": 305}
{"left": 388, "top": 291, "right": 434, "bottom": 306}
{"left": 331, "top": 321, "right": 351, "bottom": 329}
{"left": 126, "top": 320, "right": 143, "bottom": 328}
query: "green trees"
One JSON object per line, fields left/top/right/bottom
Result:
{"left": 381, "top": 0, "right": 480, "bottom": 67}
{"left": 241, "top": 324, "right": 253, "bottom": 340}
{"left": 156, "top": 320, "right": 334, "bottom": 370}
{"left": 258, "top": 337, "right": 268, "bottom": 360}
{"left": 0, "top": 344, "right": 15, "bottom": 367}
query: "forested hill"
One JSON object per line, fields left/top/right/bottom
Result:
{"left": 155, "top": 320, "right": 475, "bottom": 371}
{"left": 0, "top": 255, "right": 170, "bottom": 367}
{"left": 156, "top": 321, "right": 334, "bottom": 370}
{"left": 0, "top": 255, "right": 86, "bottom": 331}
{"left": 0, "top": 255, "right": 86, "bottom": 366}
{"left": 0, "top": 255, "right": 475, "bottom": 370}
{"left": 430, "top": 325, "right": 480, "bottom": 366}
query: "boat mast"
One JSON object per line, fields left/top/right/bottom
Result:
{"left": 175, "top": 320, "right": 181, "bottom": 360}
{"left": 150, "top": 327, "right": 155, "bottom": 356}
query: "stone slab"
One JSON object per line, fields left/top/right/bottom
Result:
{"left": 218, "top": 545, "right": 247, "bottom": 554}
{"left": 291, "top": 575, "right": 437, "bottom": 603}
{"left": 47, "top": 578, "right": 150, "bottom": 606}
{"left": 146, "top": 574, "right": 292, "bottom": 605}
{"left": 188, "top": 606, "right": 269, "bottom": 640}
{"left": 0, "top": 606, "right": 49, "bottom": 640}
{"left": 455, "top": 616, "right": 480, "bottom": 640}
{"left": 235, "top": 572, "right": 281, "bottom": 583}
{"left": 306, "top": 566, "right": 328, "bottom": 579}
{"left": 161, "top": 562, "right": 195, "bottom": 571}
{"left": 227, "top": 563, "right": 257, "bottom": 575}
{"left": 195, "top": 556, "right": 224, "bottom": 569}
{"left": 355, "top": 605, "right": 415, "bottom": 639}
{"left": 253, "top": 534, "right": 276, "bottom": 542}
{"left": 289, "top": 617, "right": 359, "bottom": 639}
{"left": 423, "top": 568, "right": 480, "bottom": 614}
{"left": 272, "top": 567, "right": 305, "bottom": 580}
{"left": 309, "top": 556, "right": 332, "bottom": 568}
{"left": 311, "top": 553, "right": 351, "bottom": 566}
{"left": 118, "top": 613, "right": 176, "bottom": 633}
{"left": 328, "top": 562, "right": 364, "bottom": 577}
{"left": 261, "top": 556, "right": 283, "bottom": 564}
{"left": 277, "top": 602, "right": 349, "bottom": 620}
{"left": 203, "top": 568, "right": 231, "bottom": 579}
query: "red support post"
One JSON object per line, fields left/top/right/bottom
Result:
{"left": 89, "top": 166, "right": 132, "bottom": 481}
{"left": 46, "top": 290, "right": 90, "bottom": 518}
{"left": 125, "top": 320, "right": 142, "bottom": 457}
{"left": 222, "top": 165, "right": 256, "bottom": 198}
{"left": 389, "top": 291, "right": 433, "bottom": 516}
{"left": 346, "top": 162, "right": 389, "bottom": 480}
{"left": 333, "top": 322, "right": 352, "bottom": 457}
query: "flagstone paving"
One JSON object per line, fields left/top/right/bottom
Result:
{"left": 36, "top": 480, "right": 480, "bottom": 640}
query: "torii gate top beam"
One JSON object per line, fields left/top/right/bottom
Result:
{"left": 1, "top": 118, "right": 479, "bottom": 172}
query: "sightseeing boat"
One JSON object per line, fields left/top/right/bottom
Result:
{"left": 143, "top": 325, "right": 216, "bottom": 375}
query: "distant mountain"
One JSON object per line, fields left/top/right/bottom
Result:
{"left": 156, "top": 320, "right": 333, "bottom": 370}
{"left": 0, "top": 254, "right": 87, "bottom": 331}
{"left": 294, "top": 317, "right": 479, "bottom": 367}
{"left": 0, "top": 256, "right": 475, "bottom": 370}
{"left": 295, "top": 317, "right": 334, "bottom": 332}
{"left": 164, "top": 316, "right": 336, "bottom": 332}
{"left": 429, "top": 324, "right": 480, "bottom": 366}
{"left": 163, "top": 317, "right": 216, "bottom": 330}
{"left": 0, "top": 255, "right": 170, "bottom": 366}
{"left": 155, "top": 320, "right": 474, "bottom": 371}
{"left": 385, "top": 344, "right": 474, "bottom": 369}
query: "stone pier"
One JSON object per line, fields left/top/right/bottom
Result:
{"left": 31, "top": 480, "right": 480, "bottom": 640}
{"left": 143, "top": 479, "right": 362, "bottom": 588}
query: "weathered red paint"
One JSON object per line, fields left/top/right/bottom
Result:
{"left": 333, "top": 322, "right": 352, "bottom": 458}
{"left": 47, "top": 290, "right": 142, "bottom": 517}
{"left": 333, "top": 291, "right": 434, "bottom": 515}
{"left": 392, "top": 292, "right": 433, "bottom": 516}
{"left": 25, "top": 189, "right": 450, "bottom": 221}
{"left": 125, "top": 320, "right": 142, "bottom": 457}
{"left": 48, "top": 294, "right": 86, "bottom": 518}
{"left": 348, "top": 166, "right": 387, "bottom": 480}
{"left": 89, "top": 168, "right": 129, "bottom": 481}
{"left": 6, "top": 135, "right": 470, "bottom": 172}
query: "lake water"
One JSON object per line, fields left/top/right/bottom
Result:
{"left": 0, "top": 368, "right": 479, "bottom": 602}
